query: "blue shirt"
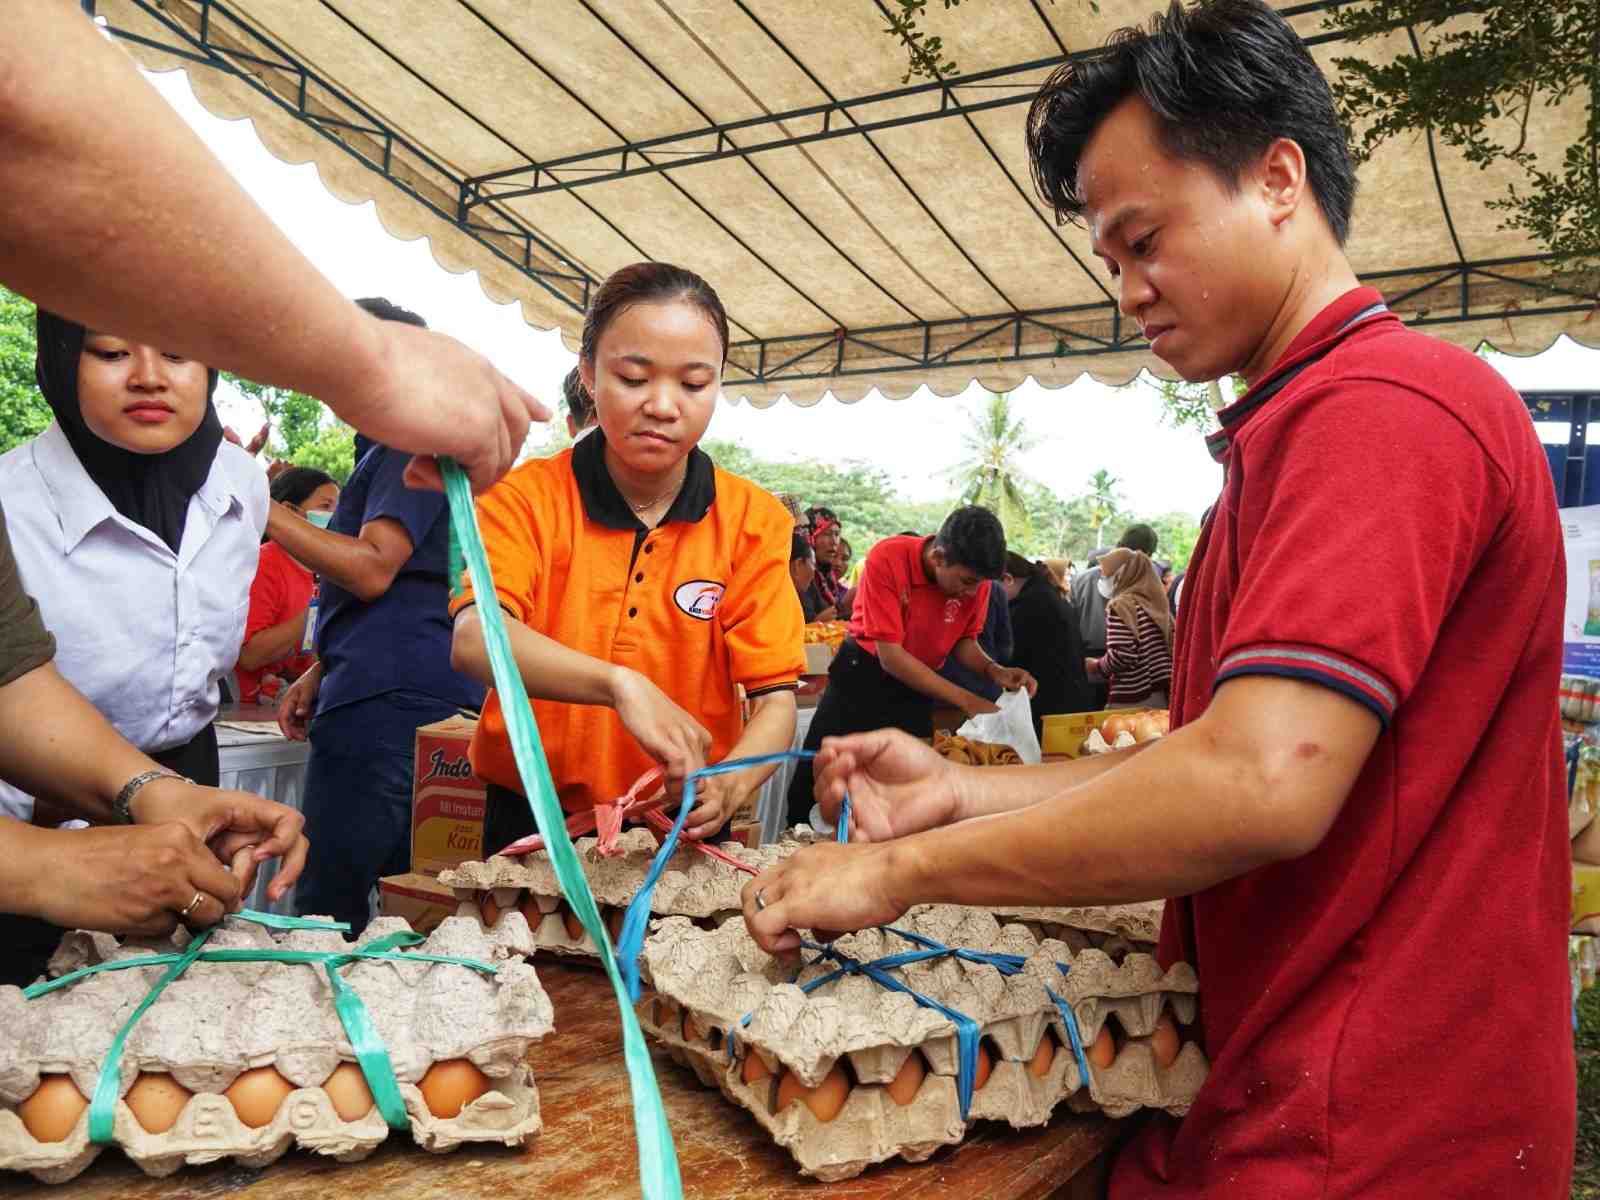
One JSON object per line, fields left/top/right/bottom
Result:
{"left": 314, "top": 443, "right": 484, "bottom": 716}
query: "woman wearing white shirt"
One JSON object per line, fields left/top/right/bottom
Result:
{"left": 0, "top": 310, "right": 267, "bottom": 816}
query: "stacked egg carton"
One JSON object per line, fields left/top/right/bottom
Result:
{"left": 636, "top": 904, "right": 1206, "bottom": 1181}
{"left": 0, "top": 914, "right": 553, "bottom": 1184}
{"left": 440, "top": 827, "right": 805, "bottom": 957}
{"left": 979, "top": 900, "right": 1164, "bottom": 960}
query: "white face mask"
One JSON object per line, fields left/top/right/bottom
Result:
{"left": 1096, "top": 575, "right": 1116, "bottom": 600}
{"left": 305, "top": 509, "right": 334, "bottom": 529}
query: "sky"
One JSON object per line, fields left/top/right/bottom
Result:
{"left": 141, "top": 65, "right": 1600, "bottom": 522}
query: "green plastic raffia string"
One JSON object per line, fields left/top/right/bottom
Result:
{"left": 442, "top": 458, "right": 681, "bottom": 1199}
{"left": 22, "top": 911, "right": 499, "bottom": 1143}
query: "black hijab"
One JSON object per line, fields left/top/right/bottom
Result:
{"left": 35, "top": 310, "right": 224, "bottom": 554}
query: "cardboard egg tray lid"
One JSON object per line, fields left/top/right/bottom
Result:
{"left": 974, "top": 900, "right": 1165, "bottom": 945}
{"left": 440, "top": 826, "right": 798, "bottom": 918}
{"left": 0, "top": 914, "right": 554, "bottom": 1184}
{"left": 639, "top": 905, "right": 1200, "bottom": 1089}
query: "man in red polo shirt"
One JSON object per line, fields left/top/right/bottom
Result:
{"left": 745, "top": 2, "right": 1572, "bottom": 1196}
{"left": 785, "top": 506, "right": 1036, "bottom": 826}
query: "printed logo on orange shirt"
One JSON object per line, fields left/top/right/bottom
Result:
{"left": 673, "top": 579, "right": 726, "bottom": 620}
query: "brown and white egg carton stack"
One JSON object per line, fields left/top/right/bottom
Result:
{"left": 635, "top": 904, "right": 1206, "bottom": 1181}
{"left": 0, "top": 914, "right": 553, "bottom": 1185}
{"left": 440, "top": 826, "right": 804, "bottom": 957}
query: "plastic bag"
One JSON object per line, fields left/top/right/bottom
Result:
{"left": 955, "top": 688, "right": 1042, "bottom": 765}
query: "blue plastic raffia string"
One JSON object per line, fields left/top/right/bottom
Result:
{"left": 442, "top": 459, "right": 680, "bottom": 1199}
{"left": 22, "top": 910, "right": 498, "bottom": 1142}
{"left": 615, "top": 751, "right": 1092, "bottom": 1117}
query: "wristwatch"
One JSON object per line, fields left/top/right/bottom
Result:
{"left": 113, "top": 769, "right": 187, "bottom": 824}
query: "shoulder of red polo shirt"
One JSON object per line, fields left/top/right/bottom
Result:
{"left": 1213, "top": 318, "right": 1525, "bottom": 725}
{"left": 850, "top": 534, "right": 923, "bottom": 653}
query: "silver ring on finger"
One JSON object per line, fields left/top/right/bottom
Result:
{"left": 754, "top": 887, "right": 767, "bottom": 912}
{"left": 178, "top": 891, "right": 204, "bottom": 920}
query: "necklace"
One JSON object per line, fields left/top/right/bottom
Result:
{"left": 625, "top": 467, "right": 686, "bottom": 513}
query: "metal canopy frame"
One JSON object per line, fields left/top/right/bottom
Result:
{"left": 97, "top": 0, "right": 1582, "bottom": 394}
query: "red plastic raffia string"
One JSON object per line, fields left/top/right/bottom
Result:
{"left": 494, "top": 767, "right": 759, "bottom": 876}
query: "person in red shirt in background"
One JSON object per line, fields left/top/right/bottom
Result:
{"left": 785, "top": 506, "right": 1036, "bottom": 827}
{"left": 236, "top": 467, "right": 339, "bottom": 704}
{"left": 746, "top": 2, "right": 1572, "bottom": 1196}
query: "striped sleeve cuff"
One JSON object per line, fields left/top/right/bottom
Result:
{"left": 1215, "top": 644, "right": 1397, "bottom": 726}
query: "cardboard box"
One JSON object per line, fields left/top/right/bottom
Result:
{"left": 412, "top": 714, "right": 487, "bottom": 875}
{"left": 803, "top": 643, "right": 834, "bottom": 676}
{"left": 379, "top": 872, "right": 459, "bottom": 935}
{"left": 1575, "top": 865, "right": 1600, "bottom": 934}
{"left": 1041, "top": 708, "right": 1128, "bottom": 757}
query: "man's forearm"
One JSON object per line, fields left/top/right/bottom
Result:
{"left": 0, "top": 665, "right": 160, "bottom": 822}
{"left": 951, "top": 637, "right": 996, "bottom": 679}
{"left": 877, "top": 643, "right": 978, "bottom": 709}
{"left": 0, "top": 7, "right": 387, "bottom": 413}
{"left": 892, "top": 725, "right": 1288, "bottom": 910}
{"left": 948, "top": 744, "right": 1149, "bottom": 821}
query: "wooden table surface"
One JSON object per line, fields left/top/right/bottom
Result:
{"left": 5, "top": 962, "right": 1120, "bottom": 1199}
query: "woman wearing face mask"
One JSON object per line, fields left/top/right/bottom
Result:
{"left": 450, "top": 262, "right": 805, "bottom": 851}
{"left": 0, "top": 312, "right": 268, "bottom": 811}
{"left": 236, "top": 467, "right": 339, "bottom": 705}
{"left": 1086, "top": 547, "right": 1174, "bottom": 709}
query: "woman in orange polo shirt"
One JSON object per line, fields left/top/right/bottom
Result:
{"left": 450, "top": 262, "right": 804, "bottom": 853}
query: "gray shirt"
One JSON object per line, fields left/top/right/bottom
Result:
{"left": 1070, "top": 566, "right": 1109, "bottom": 659}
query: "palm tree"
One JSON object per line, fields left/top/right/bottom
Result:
{"left": 947, "top": 391, "right": 1040, "bottom": 539}
{"left": 1082, "top": 469, "right": 1122, "bottom": 550}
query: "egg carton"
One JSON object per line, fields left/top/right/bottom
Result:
{"left": 0, "top": 914, "right": 554, "bottom": 1184}
{"left": 970, "top": 900, "right": 1165, "bottom": 958}
{"left": 439, "top": 827, "right": 807, "bottom": 958}
{"left": 636, "top": 904, "right": 1206, "bottom": 1181}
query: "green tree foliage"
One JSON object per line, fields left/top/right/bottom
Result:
{"left": 0, "top": 286, "right": 50, "bottom": 454}
{"left": 948, "top": 391, "right": 1039, "bottom": 538}
{"left": 225, "top": 377, "right": 357, "bottom": 484}
{"left": 1329, "top": 0, "right": 1598, "bottom": 290}
{"left": 1081, "top": 468, "right": 1124, "bottom": 551}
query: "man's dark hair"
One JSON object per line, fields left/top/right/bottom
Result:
{"left": 354, "top": 296, "right": 428, "bottom": 328}
{"left": 1024, "top": 0, "right": 1357, "bottom": 243}
{"left": 563, "top": 366, "right": 595, "bottom": 430}
{"left": 934, "top": 506, "right": 1007, "bottom": 579}
{"left": 790, "top": 532, "right": 815, "bottom": 565}
{"left": 898, "top": 530, "right": 921, "bottom": 537}
{"left": 1119, "top": 523, "right": 1159, "bottom": 555}
{"left": 806, "top": 506, "right": 839, "bottom": 528}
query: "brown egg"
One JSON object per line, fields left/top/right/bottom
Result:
{"left": 775, "top": 1064, "right": 850, "bottom": 1123}
{"left": 885, "top": 1052, "right": 926, "bottom": 1106}
{"left": 518, "top": 894, "right": 545, "bottom": 930}
{"left": 1150, "top": 1013, "right": 1180, "bottom": 1070}
{"left": 417, "top": 1059, "right": 492, "bottom": 1119}
{"left": 478, "top": 892, "right": 501, "bottom": 928}
{"left": 18, "top": 1075, "right": 87, "bottom": 1143}
{"left": 1027, "top": 1033, "right": 1056, "bottom": 1078}
{"left": 607, "top": 905, "right": 628, "bottom": 941}
{"left": 322, "top": 1062, "right": 375, "bottom": 1122}
{"left": 741, "top": 1052, "right": 772, "bottom": 1086}
{"left": 973, "top": 1042, "right": 994, "bottom": 1090}
{"left": 1088, "top": 1024, "right": 1117, "bottom": 1070}
{"left": 654, "top": 997, "right": 680, "bottom": 1030}
{"left": 124, "top": 1072, "right": 191, "bottom": 1134}
{"left": 224, "top": 1067, "right": 294, "bottom": 1129}
{"left": 684, "top": 1013, "right": 714, "bottom": 1045}
{"left": 559, "top": 902, "right": 586, "bottom": 941}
